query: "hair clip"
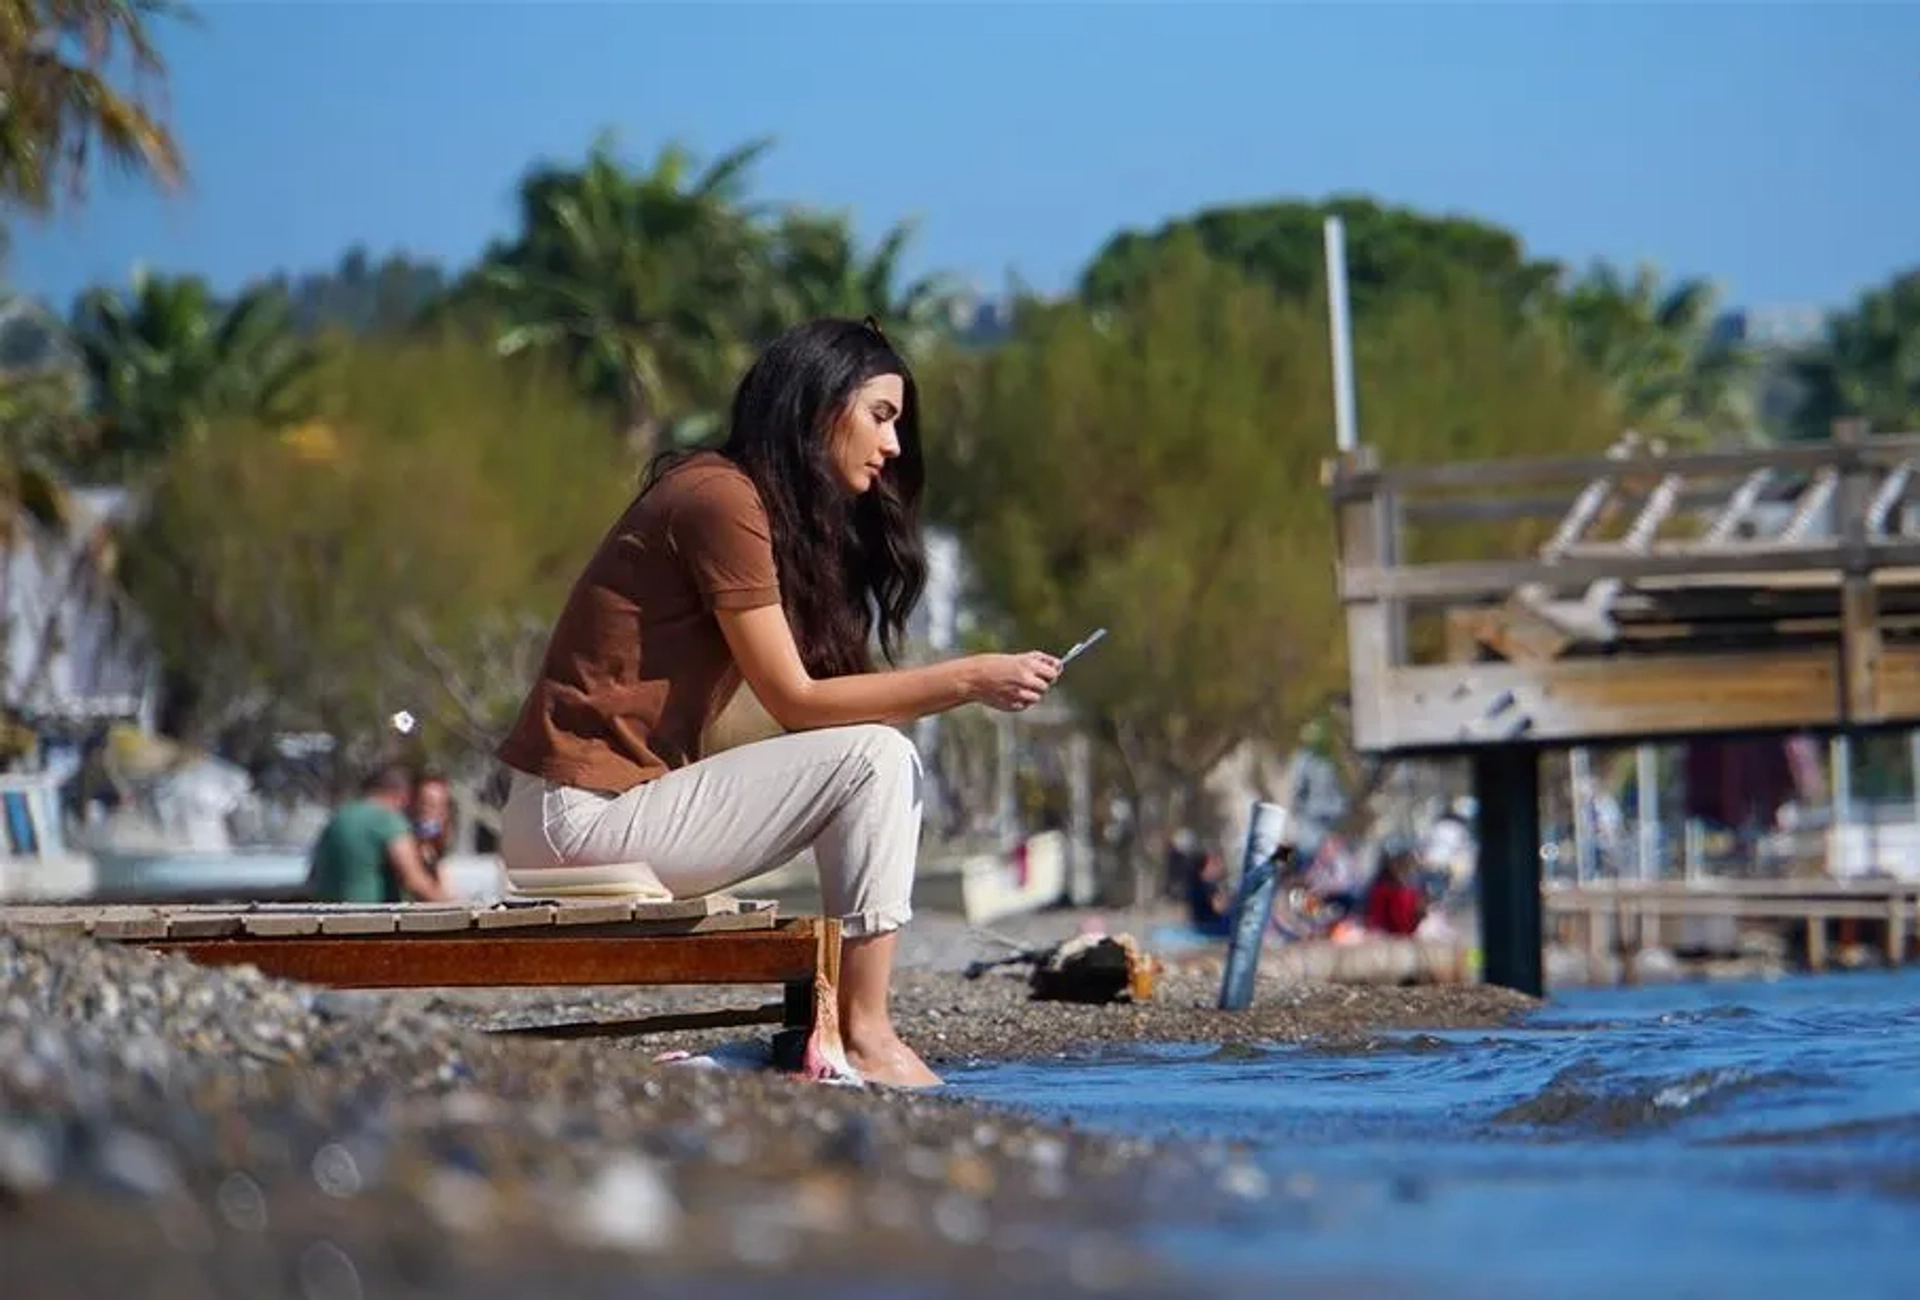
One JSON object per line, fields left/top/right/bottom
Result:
{"left": 863, "top": 314, "right": 889, "bottom": 342}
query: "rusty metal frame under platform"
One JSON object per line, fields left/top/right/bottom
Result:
{"left": 144, "top": 915, "right": 831, "bottom": 987}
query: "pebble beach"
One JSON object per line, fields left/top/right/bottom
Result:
{"left": 1, "top": 908, "right": 1533, "bottom": 1299}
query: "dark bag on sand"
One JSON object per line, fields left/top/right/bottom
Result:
{"left": 1027, "top": 934, "right": 1154, "bottom": 1005}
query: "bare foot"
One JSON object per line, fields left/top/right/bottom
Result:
{"left": 845, "top": 1032, "right": 943, "bottom": 1089}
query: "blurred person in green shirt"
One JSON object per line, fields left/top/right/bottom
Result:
{"left": 307, "top": 764, "right": 450, "bottom": 903}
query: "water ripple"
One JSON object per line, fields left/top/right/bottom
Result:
{"left": 954, "top": 968, "right": 1920, "bottom": 1299}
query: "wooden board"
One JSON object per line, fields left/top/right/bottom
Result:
{"left": 1328, "top": 435, "right": 1920, "bottom": 497}
{"left": 1544, "top": 892, "right": 1911, "bottom": 923}
{"left": 1370, "top": 648, "right": 1841, "bottom": 751}
{"left": 0, "top": 895, "right": 780, "bottom": 941}
{"left": 1341, "top": 541, "right": 1920, "bottom": 605}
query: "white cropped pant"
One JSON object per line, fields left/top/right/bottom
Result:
{"left": 498, "top": 724, "right": 922, "bottom": 938}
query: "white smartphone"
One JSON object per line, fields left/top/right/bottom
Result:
{"left": 1059, "top": 627, "right": 1107, "bottom": 668}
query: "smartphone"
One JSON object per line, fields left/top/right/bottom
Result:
{"left": 1059, "top": 627, "right": 1107, "bottom": 668}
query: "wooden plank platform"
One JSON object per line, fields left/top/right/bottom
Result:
{"left": 1543, "top": 879, "right": 1918, "bottom": 976}
{"left": 0, "top": 895, "right": 843, "bottom": 1051}
{"left": 0, "top": 894, "right": 779, "bottom": 940}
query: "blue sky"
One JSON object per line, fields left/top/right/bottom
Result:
{"left": 7, "top": 1, "right": 1916, "bottom": 313}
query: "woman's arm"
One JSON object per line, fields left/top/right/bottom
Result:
{"left": 715, "top": 604, "right": 1059, "bottom": 730}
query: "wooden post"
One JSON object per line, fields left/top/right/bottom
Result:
{"left": 1473, "top": 745, "right": 1543, "bottom": 997}
{"left": 1329, "top": 449, "right": 1396, "bottom": 751}
{"left": 1889, "top": 893, "right": 1909, "bottom": 967}
{"left": 1833, "top": 419, "right": 1875, "bottom": 881}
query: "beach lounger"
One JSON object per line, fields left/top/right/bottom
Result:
{"left": 0, "top": 895, "right": 850, "bottom": 1079}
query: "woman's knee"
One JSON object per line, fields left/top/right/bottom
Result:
{"left": 843, "top": 724, "right": 922, "bottom": 782}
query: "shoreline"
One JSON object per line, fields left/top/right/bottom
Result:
{"left": 0, "top": 917, "right": 1532, "bottom": 1298}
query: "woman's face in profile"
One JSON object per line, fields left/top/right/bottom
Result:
{"left": 414, "top": 781, "right": 451, "bottom": 833}
{"left": 828, "top": 373, "right": 905, "bottom": 494}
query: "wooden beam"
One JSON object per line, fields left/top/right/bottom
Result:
{"left": 1402, "top": 482, "right": 1756, "bottom": 526}
{"left": 1327, "top": 434, "right": 1920, "bottom": 498}
{"left": 1860, "top": 645, "right": 1920, "bottom": 719}
{"left": 1546, "top": 878, "right": 1920, "bottom": 899}
{"left": 1474, "top": 596, "right": 1582, "bottom": 663}
{"left": 1334, "top": 447, "right": 1396, "bottom": 750}
{"left": 1375, "top": 649, "right": 1841, "bottom": 750}
{"left": 1836, "top": 420, "right": 1884, "bottom": 724}
{"left": 1341, "top": 539, "right": 1920, "bottom": 604}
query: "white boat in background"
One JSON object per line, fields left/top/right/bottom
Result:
{"left": 1, "top": 771, "right": 97, "bottom": 900}
{"left": 917, "top": 830, "right": 1070, "bottom": 925}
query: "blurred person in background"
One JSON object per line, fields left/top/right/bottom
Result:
{"left": 308, "top": 763, "right": 448, "bottom": 904}
{"left": 411, "top": 771, "right": 454, "bottom": 883}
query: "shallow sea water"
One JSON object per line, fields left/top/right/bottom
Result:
{"left": 954, "top": 968, "right": 1920, "bottom": 1299}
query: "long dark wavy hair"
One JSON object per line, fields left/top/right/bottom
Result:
{"left": 649, "top": 318, "right": 927, "bottom": 679}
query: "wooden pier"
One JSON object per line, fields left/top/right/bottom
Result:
{"left": 1327, "top": 423, "right": 1920, "bottom": 995}
{"left": 1545, "top": 877, "right": 1918, "bottom": 978}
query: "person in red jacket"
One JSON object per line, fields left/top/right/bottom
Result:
{"left": 1364, "top": 839, "right": 1427, "bottom": 937}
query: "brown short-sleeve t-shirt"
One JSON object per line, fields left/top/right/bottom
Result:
{"left": 495, "top": 452, "right": 781, "bottom": 793}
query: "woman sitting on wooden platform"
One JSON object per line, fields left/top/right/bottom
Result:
{"left": 495, "top": 318, "right": 1060, "bottom": 1088}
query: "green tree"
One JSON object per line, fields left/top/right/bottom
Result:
{"left": 928, "top": 240, "right": 1621, "bottom": 862}
{"left": 1078, "top": 195, "right": 1560, "bottom": 317}
{"left": 1554, "top": 260, "right": 1751, "bottom": 446}
{"left": 928, "top": 243, "right": 1344, "bottom": 844}
{"left": 69, "top": 268, "right": 317, "bottom": 474}
{"left": 123, "top": 333, "right": 631, "bottom": 776}
{"left": 1358, "top": 276, "right": 1625, "bottom": 567}
{"left": 482, "top": 132, "right": 771, "bottom": 461}
{"left": 766, "top": 209, "right": 956, "bottom": 355}
{"left": 0, "top": 0, "right": 189, "bottom": 215}
{"left": 258, "top": 245, "right": 452, "bottom": 337}
{"left": 1791, "top": 269, "right": 1920, "bottom": 441}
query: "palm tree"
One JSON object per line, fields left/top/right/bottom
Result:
{"left": 1556, "top": 261, "right": 1752, "bottom": 446}
{"left": 766, "top": 209, "right": 958, "bottom": 356}
{"left": 70, "top": 267, "right": 316, "bottom": 473}
{"left": 1792, "top": 270, "right": 1920, "bottom": 441}
{"left": 0, "top": 0, "right": 190, "bottom": 214}
{"left": 483, "top": 132, "right": 772, "bottom": 462}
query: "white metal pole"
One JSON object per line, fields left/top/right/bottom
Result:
{"left": 995, "top": 712, "right": 1018, "bottom": 852}
{"left": 1324, "top": 216, "right": 1360, "bottom": 454}
{"left": 1067, "top": 731, "right": 1095, "bottom": 906}
{"left": 1830, "top": 734, "right": 1853, "bottom": 877}
{"left": 1636, "top": 744, "right": 1660, "bottom": 881}
{"left": 1907, "top": 729, "right": 1920, "bottom": 832}
{"left": 1569, "top": 747, "right": 1596, "bottom": 884}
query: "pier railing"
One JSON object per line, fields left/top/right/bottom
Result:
{"left": 1326, "top": 423, "right": 1920, "bottom": 753}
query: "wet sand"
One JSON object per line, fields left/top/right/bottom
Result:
{"left": 1, "top": 912, "right": 1533, "bottom": 1299}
